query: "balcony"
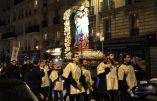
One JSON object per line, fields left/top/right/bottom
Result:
{"left": 1, "top": 32, "right": 17, "bottom": 39}
{"left": 26, "top": 25, "right": 40, "bottom": 33}
{"left": 101, "top": 0, "right": 143, "bottom": 16}
{"left": 125, "top": 0, "right": 141, "bottom": 5}
{"left": 14, "top": 0, "right": 24, "bottom": 5}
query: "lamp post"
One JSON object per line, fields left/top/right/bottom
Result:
{"left": 96, "top": 33, "right": 100, "bottom": 50}
{"left": 100, "top": 36, "right": 104, "bottom": 53}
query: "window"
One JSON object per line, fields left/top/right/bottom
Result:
{"left": 89, "top": 0, "right": 94, "bottom": 15}
{"left": 53, "top": 16, "right": 60, "bottom": 25}
{"left": 125, "top": 0, "right": 141, "bottom": 5}
{"left": 134, "top": 0, "right": 141, "bottom": 3}
{"left": 43, "top": 0, "right": 48, "bottom": 7}
{"left": 104, "top": 18, "right": 111, "bottom": 40}
{"left": 103, "top": 0, "right": 116, "bottom": 10}
{"left": 14, "top": 0, "right": 24, "bottom": 5}
{"left": 41, "top": 19, "right": 48, "bottom": 27}
{"left": 89, "top": 6, "right": 94, "bottom": 15}
{"left": 18, "top": 41, "right": 21, "bottom": 47}
{"left": 114, "top": 0, "right": 125, "bottom": 8}
{"left": 34, "top": 0, "right": 38, "bottom": 9}
{"left": 125, "top": 0, "right": 132, "bottom": 5}
{"left": 44, "top": 33, "right": 47, "bottom": 40}
{"left": 130, "top": 13, "right": 139, "bottom": 36}
{"left": 13, "top": 12, "right": 16, "bottom": 21}
{"left": 21, "top": 8, "right": 24, "bottom": 18}
{"left": 56, "top": 31, "right": 60, "bottom": 41}
{"left": 107, "top": 0, "right": 112, "bottom": 9}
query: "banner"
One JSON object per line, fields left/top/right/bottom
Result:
{"left": 11, "top": 47, "right": 19, "bottom": 61}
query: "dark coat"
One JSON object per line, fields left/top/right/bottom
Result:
{"left": 28, "top": 66, "right": 44, "bottom": 87}
{"left": 5, "top": 64, "right": 21, "bottom": 79}
{"left": 97, "top": 67, "right": 110, "bottom": 94}
{"left": 21, "top": 63, "right": 34, "bottom": 83}
{"left": 28, "top": 66, "right": 45, "bottom": 97}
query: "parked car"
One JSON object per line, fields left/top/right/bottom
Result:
{"left": 0, "top": 77, "right": 38, "bottom": 101}
{"left": 135, "top": 79, "right": 157, "bottom": 98}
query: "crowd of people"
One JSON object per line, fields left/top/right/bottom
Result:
{"left": 0, "top": 52, "right": 149, "bottom": 101}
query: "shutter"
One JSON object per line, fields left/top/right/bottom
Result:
{"left": 150, "top": 47, "right": 157, "bottom": 77}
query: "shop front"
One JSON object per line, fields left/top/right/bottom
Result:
{"left": 103, "top": 35, "right": 157, "bottom": 77}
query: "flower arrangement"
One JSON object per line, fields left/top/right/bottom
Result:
{"left": 63, "top": 9, "right": 72, "bottom": 59}
{"left": 79, "top": 50, "right": 105, "bottom": 59}
{"left": 65, "top": 52, "right": 72, "bottom": 60}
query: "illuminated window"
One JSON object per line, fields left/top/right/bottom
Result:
{"left": 44, "top": 33, "right": 47, "bottom": 40}
{"left": 107, "top": 0, "right": 115, "bottom": 9}
{"left": 130, "top": 13, "right": 139, "bottom": 36}
{"left": 34, "top": 0, "right": 38, "bottom": 9}
{"left": 56, "top": 31, "right": 60, "bottom": 41}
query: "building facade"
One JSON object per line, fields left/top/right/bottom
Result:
{"left": 101, "top": 0, "right": 157, "bottom": 77}
{"left": 0, "top": 0, "right": 101, "bottom": 63}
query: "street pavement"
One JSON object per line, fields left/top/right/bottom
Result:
{"left": 88, "top": 95, "right": 157, "bottom": 101}
{"left": 64, "top": 95, "right": 157, "bottom": 101}
{"left": 143, "top": 95, "right": 157, "bottom": 101}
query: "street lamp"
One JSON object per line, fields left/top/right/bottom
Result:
{"left": 96, "top": 32, "right": 100, "bottom": 41}
{"left": 96, "top": 33, "right": 100, "bottom": 50}
{"left": 100, "top": 36, "right": 104, "bottom": 53}
{"left": 35, "top": 45, "right": 39, "bottom": 50}
{"left": 96, "top": 32, "right": 100, "bottom": 37}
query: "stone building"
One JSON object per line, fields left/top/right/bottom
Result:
{"left": 0, "top": 0, "right": 101, "bottom": 63}
{"left": 101, "top": 0, "right": 157, "bottom": 77}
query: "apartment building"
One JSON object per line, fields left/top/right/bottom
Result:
{"left": 0, "top": 0, "right": 102, "bottom": 62}
{"left": 0, "top": 0, "right": 48, "bottom": 63}
{"left": 101, "top": 0, "right": 157, "bottom": 77}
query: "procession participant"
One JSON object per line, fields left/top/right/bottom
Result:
{"left": 107, "top": 52, "right": 119, "bottom": 67}
{"left": 62, "top": 53, "right": 85, "bottom": 101}
{"left": 49, "top": 65, "right": 63, "bottom": 101}
{"left": 118, "top": 53, "right": 137, "bottom": 101}
{"left": 44, "top": 60, "right": 50, "bottom": 73}
{"left": 47, "top": 60, "right": 55, "bottom": 100}
{"left": 29, "top": 60, "right": 45, "bottom": 100}
{"left": 5, "top": 60, "right": 21, "bottom": 80}
{"left": 40, "top": 60, "right": 49, "bottom": 101}
{"left": 21, "top": 58, "right": 34, "bottom": 84}
{"left": 106, "top": 53, "right": 119, "bottom": 101}
{"left": 96, "top": 58, "right": 112, "bottom": 101}
{"left": 80, "top": 59, "right": 94, "bottom": 101}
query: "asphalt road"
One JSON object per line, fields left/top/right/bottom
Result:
{"left": 139, "top": 95, "right": 157, "bottom": 101}
{"left": 64, "top": 95, "right": 157, "bottom": 101}
{"left": 89, "top": 95, "right": 157, "bottom": 101}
